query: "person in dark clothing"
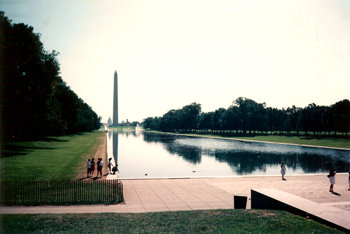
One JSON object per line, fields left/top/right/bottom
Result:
{"left": 328, "top": 167, "right": 336, "bottom": 192}
{"left": 90, "top": 158, "right": 96, "bottom": 178}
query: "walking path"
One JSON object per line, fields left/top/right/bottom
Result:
{"left": 0, "top": 174, "right": 349, "bottom": 214}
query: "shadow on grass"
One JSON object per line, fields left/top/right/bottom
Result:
{"left": 42, "top": 137, "right": 68, "bottom": 142}
{"left": 2, "top": 136, "right": 69, "bottom": 158}
{"left": 1, "top": 144, "right": 56, "bottom": 158}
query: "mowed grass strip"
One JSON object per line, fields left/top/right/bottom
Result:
{"left": 236, "top": 135, "right": 350, "bottom": 149}
{"left": 0, "top": 210, "right": 342, "bottom": 233}
{"left": 1, "top": 131, "right": 104, "bottom": 181}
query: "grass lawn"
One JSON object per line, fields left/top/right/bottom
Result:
{"left": 236, "top": 135, "right": 350, "bottom": 149}
{"left": 1, "top": 130, "right": 104, "bottom": 181}
{"left": 0, "top": 210, "right": 342, "bottom": 233}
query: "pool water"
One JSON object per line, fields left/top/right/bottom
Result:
{"left": 107, "top": 131, "right": 350, "bottom": 179}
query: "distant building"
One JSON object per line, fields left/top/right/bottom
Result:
{"left": 107, "top": 117, "right": 113, "bottom": 127}
{"left": 113, "top": 70, "right": 118, "bottom": 126}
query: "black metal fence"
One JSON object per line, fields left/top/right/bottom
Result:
{"left": 0, "top": 179, "right": 123, "bottom": 205}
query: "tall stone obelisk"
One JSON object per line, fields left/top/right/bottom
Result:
{"left": 113, "top": 71, "right": 118, "bottom": 126}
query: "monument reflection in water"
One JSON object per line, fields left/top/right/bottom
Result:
{"left": 107, "top": 131, "right": 350, "bottom": 179}
{"left": 108, "top": 130, "right": 118, "bottom": 164}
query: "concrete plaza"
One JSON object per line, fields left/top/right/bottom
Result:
{"left": 0, "top": 173, "right": 349, "bottom": 214}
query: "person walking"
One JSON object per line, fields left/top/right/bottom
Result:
{"left": 108, "top": 158, "right": 114, "bottom": 174}
{"left": 97, "top": 158, "right": 103, "bottom": 178}
{"left": 90, "top": 158, "right": 96, "bottom": 178}
{"left": 87, "top": 159, "right": 91, "bottom": 178}
{"left": 328, "top": 167, "right": 336, "bottom": 192}
{"left": 281, "top": 161, "right": 287, "bottom": 180}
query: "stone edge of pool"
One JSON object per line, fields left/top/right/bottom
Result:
{"left": 118, "top": 172, "right": 349, "bottom": 180}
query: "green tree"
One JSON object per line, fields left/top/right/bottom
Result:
{"left": 161, "top": 109, "right": 181, "bottom": 130}
{"left": 222, "top": 106, "right": 239, "bottom": 131}
{"left": 331, "top": 99, "right": 350, "bottom": 135}
{"left": 1, "top": 12, "right": 100, "bottom": 142}
{"left": 213, "top": 108, "right": 226, "bottom": 130}
{"left": 198, "top": 112, "right": 214, "bottom": 129}
{"left": 178, "top": 103, "right": 201, "bottom": 129}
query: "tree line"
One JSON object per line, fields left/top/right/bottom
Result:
{"left": 0, "top": 12, "right": 101, "bottom": 142}
{"left": 142, "top": 97, "right": 350, "bottom": 136}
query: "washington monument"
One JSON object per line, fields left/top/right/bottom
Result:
{"left": 113, "top": 70, "right": 118, "bottom": 126}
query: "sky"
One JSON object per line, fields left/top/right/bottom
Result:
{"left": 1, "top": 0, "right": 350, "bottom": 123}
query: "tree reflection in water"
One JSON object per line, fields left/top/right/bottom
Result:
{"left": 142, "top": 132, "right": 350, "bottom": 174}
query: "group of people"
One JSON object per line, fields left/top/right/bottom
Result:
{"left": 86, "top": 157, "right": 118, "bottom": 179}
{"left": 280, "top": 161, "right": 350, "bottom": 192}
{"left": 86, "top": 158, "right": 104, "bottom": 178}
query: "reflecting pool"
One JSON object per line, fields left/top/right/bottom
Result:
{"left": 107, "top": 131, "right": 350, "bottom": 179}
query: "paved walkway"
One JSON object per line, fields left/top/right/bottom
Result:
{"left": 0, "top": 174, "right": 349, "bottom": 214}
{"left": 251, "top": 188, "right": 350, "bottom": 231}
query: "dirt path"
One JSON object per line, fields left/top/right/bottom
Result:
{"left": 75, "top": 132, "right": 108, "bottom": 179}
{"left": 94, "top": 132, "right": 108, "bottom": 176}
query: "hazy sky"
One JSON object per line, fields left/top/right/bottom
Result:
{"left": 1, "top": 0, "right": 350, "bottom": 123}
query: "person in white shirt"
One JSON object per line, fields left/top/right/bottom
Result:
{"left": 108, "top": 158, "right": 114, "bottom": 174}
{"left": 87, "top": 159, "right": 91, "bottom": 178}
{"left": 97, "top": 158, "right": 103, "bottom": 178}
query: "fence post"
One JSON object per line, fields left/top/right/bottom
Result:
{"left": 36, "top": 181, "right": 38, "bottom": 205}
{"left": 24, "top": 181, "right": 27, "bottom": 205}
{"left": 59, "top": 180, "right": 61, "bottom": 204}
{"left": 74, "top": 180, "right": 76, "bottom": 203}
{"left": 80, "top": 180, "right": 82, "bottom": 203}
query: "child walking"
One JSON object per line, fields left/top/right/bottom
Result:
{"left": 108, "top": 158, "right": 114, "bottom": 174}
